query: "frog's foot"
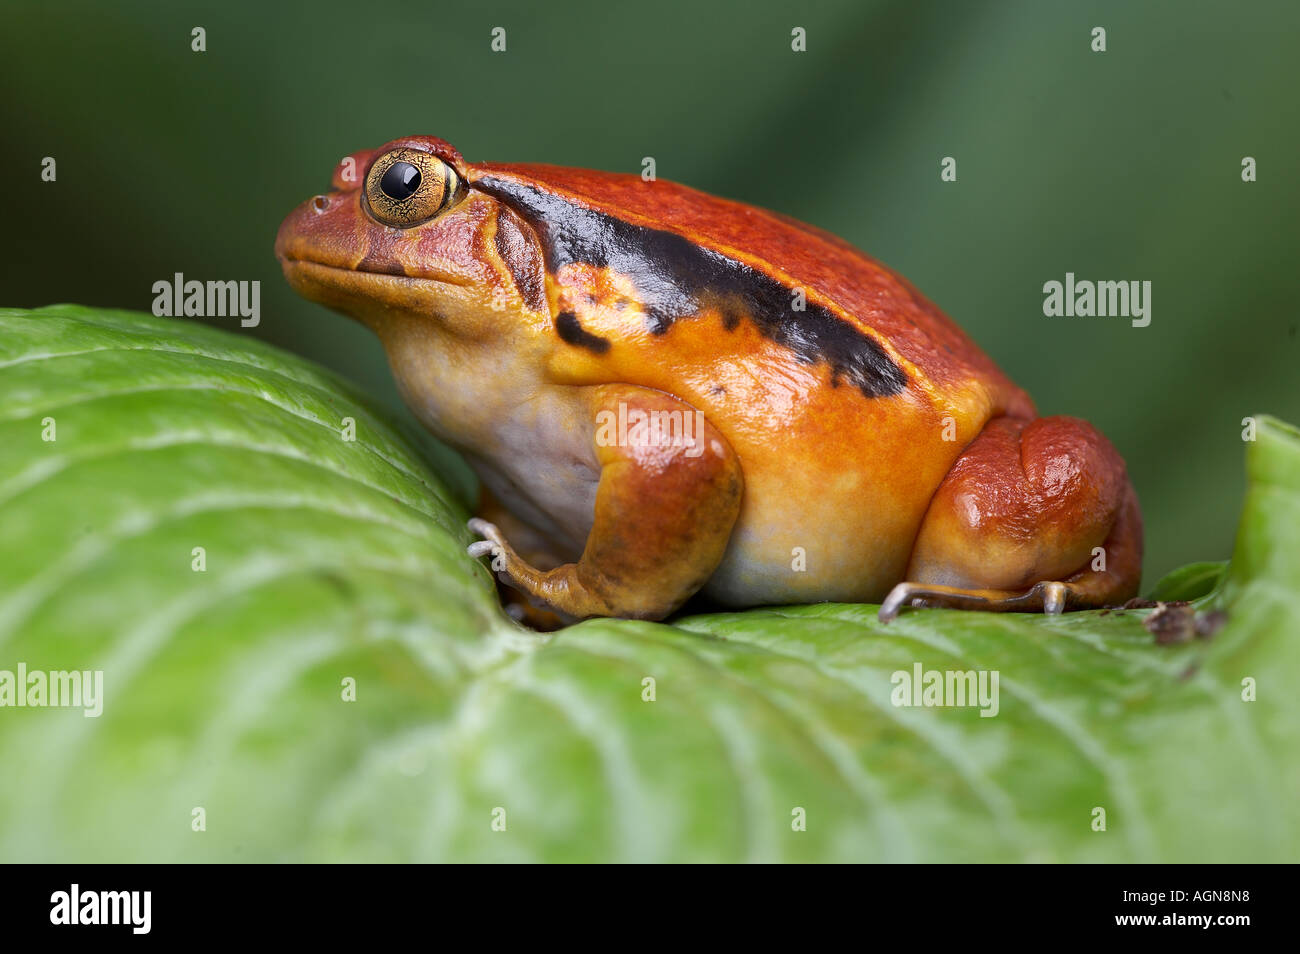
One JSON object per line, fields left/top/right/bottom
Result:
{"left": 467, "top": 385, "right": 743, "bottom": 621}
{"left": 470, "top": 487, "right": 573, "bottom": 630}
{"left": 878, "top": 580, "right": 1070, "bottom": 622}
{"left": 882, "top": 415, "right": 1143, "bottom": 624}
{"left": 467, "top": 518, "right": 575, "bottom": 626}
{"left": 465, "top": 517, "right": 508, "bottom": 562}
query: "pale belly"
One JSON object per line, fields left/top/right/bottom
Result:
{"left": 472, "top": 391, "right": 965, "bottom": 608}
{"left": 702, "top": 449, "right": 942, "bottom": 607}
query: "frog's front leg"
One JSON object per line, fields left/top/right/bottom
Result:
{"left": 468, "top": 385, "right": 743, "bottom": 621}
{"left": 880, "top": 415, "right": 1142, "bottom": 622}
{"left": 471, "top": 485, "right": 572, "bottom": 629}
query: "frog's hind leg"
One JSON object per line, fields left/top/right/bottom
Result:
{"left": 879, "top": 415, "right": 1142, "bottom": 623}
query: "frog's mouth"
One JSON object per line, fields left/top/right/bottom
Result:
{"left": 278, "top": 256, "right": 470, "bottom": 290}
{"left": 276, "top": 258, "right": 475, "bottom": 340}
{"left": 278, "top": 255, "right": 471, "bottom": 303}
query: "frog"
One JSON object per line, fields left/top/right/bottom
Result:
{"left": 275, "top": 136, "right": 1142, "bottom": 624}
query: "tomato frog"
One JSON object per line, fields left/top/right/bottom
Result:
{"left": 276, "top": 136, "right": 1142, "bottom": 624}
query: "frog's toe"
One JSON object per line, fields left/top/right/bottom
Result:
{"left": 466, "top": 540, "right": 495, "bottom": 559}
{"left": 467, "top": 516, "right": 498, "bottom": 537}
{"left": 878, "top": 579, "right": 1074, "bottom": 623}
{"left": 466, "top": 517, "right": 535, "bottom": 582}
{"left": 878, "top": 581, "right": 993, "bottom": 622}
{"left": 1039, "top": 581, "right": 1067, "bottom": 615}
{"left": 467, "top": 516, "right": 501, "bottom": 544}
{"left": 466, "top": 517, "right": 510, "bottom": 560}
{"left": 878, "top": 582, "right": 923, "bottom": 622}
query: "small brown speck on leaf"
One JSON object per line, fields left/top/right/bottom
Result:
{"left": 1123, "top": 598, "right": 1163, "bottom": 610}
{"left": 1143, "top": 602, "right": 1228, "bottom": 645}
{"left": 1145, "top": 602, "right": 1196, "bottom": 644}
{"left": 1194, "top": 609, "right": 1229, "bottom": 639}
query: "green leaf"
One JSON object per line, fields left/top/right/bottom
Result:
{"left": 1145, "top": 561, "right": 1227, "bottom": 603}
{"left": 1, "top": 306, "right": 1295, "bottom": 862}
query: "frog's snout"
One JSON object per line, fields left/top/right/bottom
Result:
{"left": 274, "top": 199, "right": 335, "bottom": 287}
{"left": 274, "top": 185, "right": 351, "bottom": 264}
{"left": 273, "top": 199, "right": 310, "bottom": 264}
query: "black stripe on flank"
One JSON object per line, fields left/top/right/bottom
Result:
{"left": 555, "top": 311, "right": 610, "bottom": 353}
{"left": 475, "top": 176, "right": 909, "bottom": 399}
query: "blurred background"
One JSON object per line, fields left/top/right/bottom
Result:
{"left": 2, "top": 0, "right": 1297, "bottom": 587}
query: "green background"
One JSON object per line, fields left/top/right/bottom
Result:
{"left": 3, "top": 0, "right": 1297, "bottom": 585}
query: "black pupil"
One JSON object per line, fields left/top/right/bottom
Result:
{"left": 379, "top": 161, "right": 421, "bottom": 201}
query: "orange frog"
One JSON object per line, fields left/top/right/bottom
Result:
{"left": 276, "top": 136, "right": 1141, "bottom": 623}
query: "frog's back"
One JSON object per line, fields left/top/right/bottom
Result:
{"left": 473, "top": 161, "right": 1031, "bottom": 415}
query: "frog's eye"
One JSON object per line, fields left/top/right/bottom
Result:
{"left": 363, "top": 148, "right": 462, "bottom": 228}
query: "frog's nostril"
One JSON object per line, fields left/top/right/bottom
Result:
{"left": 311, "top": 195, "right": 330, "bottom": 213}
